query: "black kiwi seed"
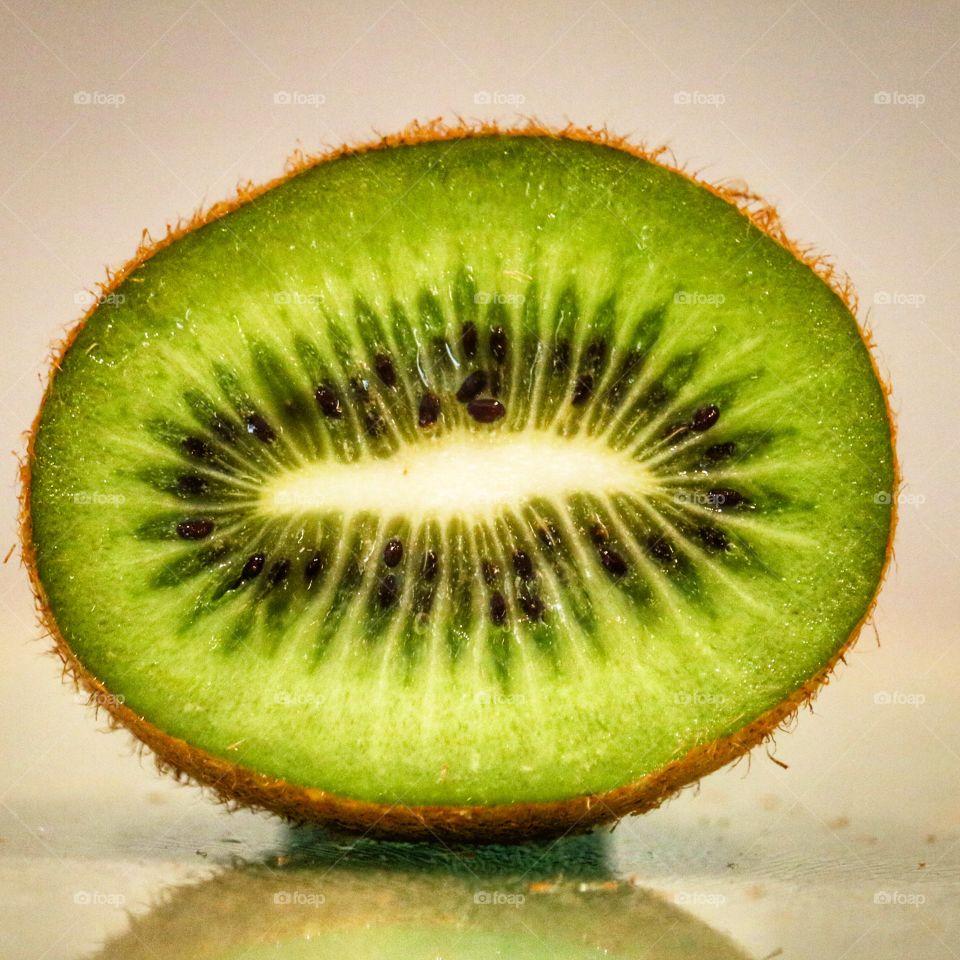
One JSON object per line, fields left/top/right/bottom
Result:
{"left": 422, "top": 550, "right": 438, "bottom": 581}
{"left": 418, "top": 391, "right": 441, "bottom": 427}
{"left": 647, "top": 535, "right": 676, "bottom": 564}
{"left": 467, "top": 397, "right": 506, "bottom": 423}
{"left": 241, "top": 553, "right": 265, "bottom": 580}
{"left": 697, "top": 525, "right": 730, "bottom": 551}
{"left": 374, "top": 353, "right": 397, "bottom": 388}
{"left": 489, "top": 326, "right": 508, "bottom": 364}
{"left": 590, "top": 521, "right": 609, "bottom": 545}
{"left": 315, "top": 382, "right": 342, "bottom": 418}
{"left": 183, "top": 436, "right": 215, "bottom": 460}
{"left": 304, "top": 551, "right": 325, "bottom": 583}
{"left": 481, "top": 559, "right": 499, "bottom": 585}
{"left": 708, "top": 488, "right": 745, "bottom": 510}
{"left": 571, "top": 374, "right": 594, "bottom": 406}
{"left": 176, "top": 518, "right": 214, "bottom": 540}
{"left": 598, "top": 546, "right": 628, "bottom": 577}
{"left": 489, "top": 591, "right": 507, "bottom": 625}
{"left": 705, "top": 441, "right": 737, "bottom": 462}
{"left": 460, "top": 322, "right": 478, "bottom": 359}
{"left": 519, "top": 593, "right": 544, "bottom": 621}
{"left": 456, "top": 370, "right": 487, "bottom": 403}
{"left": 512, "top": 550, "right": 534, "bottom": 580}
{"left": 176, "top": 474, "right": 209, "bottom": 497}
{"left": 378, "top": 574, "right": 399, "bottom": 609}
{"left": 245, "top": 413, "right": 276, "bottom": 443}
{"left": 383, "top": 538, "right": 403, "bottom": 567}
{"left": 691, "top": 404, "right": 720, "bottom": 431}
{"left": 267, "top": 559, "right": 290, "bottom": 586}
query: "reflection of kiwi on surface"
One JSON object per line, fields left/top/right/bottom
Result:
{"left": 24, "top": 122, "right": 896, "bottom": 841}
{"left": 92, "top": 835, "right": 753, "bottom": 960}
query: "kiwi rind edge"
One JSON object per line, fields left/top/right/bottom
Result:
{"left": 18, "top": 118, "right": 900, "bottom": 843}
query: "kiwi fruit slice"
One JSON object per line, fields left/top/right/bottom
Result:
{"left": 23, "top": 123, "right": 896, "bottom": 842}
{"left": 90, "top": 835, "right": 754, "bottom": 960}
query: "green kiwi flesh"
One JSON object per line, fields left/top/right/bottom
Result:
{"left": 26, "top": 127, "right": 894, "bottom": 837}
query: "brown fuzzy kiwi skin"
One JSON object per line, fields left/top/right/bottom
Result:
{"left": 18, "top": 118, "right": 900, "bottom": 844}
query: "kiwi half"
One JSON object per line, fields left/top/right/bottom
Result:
{"left": 23, "top": 122, "right": 896, "bottom": 842}
{"left": 90, "top": 835, "right": 753, "bottom": 960}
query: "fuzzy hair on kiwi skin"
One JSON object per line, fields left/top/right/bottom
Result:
{"left": 18, "top": 119, "right": 900, "bottom": 843}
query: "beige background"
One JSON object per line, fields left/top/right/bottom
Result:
{"left": 1, "top": 1, "right": 958, "bottom": 957}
